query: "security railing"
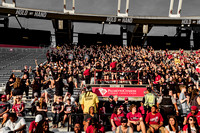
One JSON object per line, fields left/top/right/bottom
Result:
{"left": 94, "top": 70, "right": 140, "bottom": 84}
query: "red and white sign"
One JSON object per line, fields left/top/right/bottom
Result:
{"left": 92, "top": 87, "right": 147, "bottom": 97}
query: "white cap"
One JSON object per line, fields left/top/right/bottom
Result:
{"left": 35, "top": 114, "right": 43, "bottom": 123}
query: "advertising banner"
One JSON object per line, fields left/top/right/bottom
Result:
{"left": 92, "top": 87, "right": 147, "bottom": 97}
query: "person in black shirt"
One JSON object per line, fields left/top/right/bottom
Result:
{"left": 10, "top": 73, "right": 16, "bottom": 82}
{"left": 31, "top": 92, "right": 39, "bottom": 116}
{"left": 73, "top": 100, "right": 83, "bottom": 124}
{"left": 122, "top": 97, "right": 131, "bottom": 113}
{"left": 141, "top": 72, "right": 149, "bottom": 84}
{"left": 186, "top": 77, "right": 195, "bottom": 90}
{"left": 52, "top": 96, "right": 64, "bottom": 128}
{"left": 54, "top": 74, "right": 64, "bottom": 102}
{"left": 83, "top": 106, "right": 98, "bottom": 131}
{"left": 36, "top": 97, "right": 48, "bottom": 118}
{"left": 31, "top": 79, "right": 41, "bottom": 98}
{"left": 62, "top": 99, "right": 73, "bottom": 127}
{"left": 168, "top": 76, "right": 176, "bottom": 91}
{"left": 21, "top": 65, "right": 31, "bottom": 79}
{"left": 160, "top": 77, "right": 167, "bottom": 93}
{"left": 105, "top": 95, "right": 116, "bottom": 114}
{"left": 21, "top": 74, "right": 30, "bottom": 99}
{"left": 5, "top": 78, "right": 14, "bottom": 100}
{"left": 12, "top": 65, "right": 31, "bottom": 79}
{"left": 12, "top": 77, "right": 22, "bottom": 97}
{"left": 67, "top": 76, "right": 74, "bottom": 95}
{"left": 95, "top": 62, "right": 103, "bottom": 84}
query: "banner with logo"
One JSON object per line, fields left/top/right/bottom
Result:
{"left": 92, "top": 87, "right": 147, "bottom": 97}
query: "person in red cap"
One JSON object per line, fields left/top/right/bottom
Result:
{"left": 0, "top": 95, "right": 10, "bottom": 127}
{"left": 183, "top": 106, "right": 200, "bottom": 126}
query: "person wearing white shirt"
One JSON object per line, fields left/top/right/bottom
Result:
{"left": 63, "top": 92, "right": 75, "bottom": 105}
{"left": 165, "top": 115, "right": 180, "bottom": 133}
{"left": 5, "top": 113, "right": 26, "bottom": 133}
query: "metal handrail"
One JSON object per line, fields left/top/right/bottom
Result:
{"left": 94, "top": 70, "right": 140, "bottom": 84}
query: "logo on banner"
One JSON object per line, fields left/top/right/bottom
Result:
{"left": 99, "top": 88, "right": 107, "bottom": 96}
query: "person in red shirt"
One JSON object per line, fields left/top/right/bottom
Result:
{"left": 183, "top": 106, "right": 200, "bottom": 126}
{"left": 126, "top": 104, "right": 146, "bottom": 133}
{"left": 110, "top": 58, "right": 117, "bottom": 81}
{"left": 86, "top": 118, "right": 105, "bottom": 133}
{"left": 145, "top": 105, "right": 165, "bottom": 133}
{"left": 29, "top": 114, "right": 43, "bottom": 133}
{"left": 83, "top": 66, "right": 91, "bottom": 84}
{"left": 153, "top": 72, "right": 161, "bottom": 84}
{"left": 0, "top": 95, "right": 10, "bottom": 127}
{"left": 12, "top": 96, "right": 25, "bottom": 117}
{"left": 196, "top": 64, "right": 200, "bottom": 73}
{"left": 168, "top": 54, "right": 173, "bottom": 60}
{"left": 111, "top": 106, "right": 125, "bottom": 131}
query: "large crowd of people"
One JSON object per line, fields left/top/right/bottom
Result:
{"left": 0, "top": 44, "right": 200, "bottom": 133}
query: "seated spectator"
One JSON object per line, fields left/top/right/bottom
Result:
{"left": 83, "top": 106, "right": 98, "bottom": 131}
{"left": 29, "top": 114, "right": 43, "bottom": 133}
{"left": 0, "top": 95, "right": 10, "bottom": 127}
{"left": 165, "top": 115, "right": 180, "bottom": 133}
{"left": 183, "top": 106, "right": 200, "bottom": 126}
{"left": 74, "top": 123, "right": 81, "bottom": 133}
{"left": 183, "top": 116, "right": 199, "bottom": 133}
{"left": 145, "top": 105, "right": 164, "bottom": 133}
{"left": 4, "top": 113, "right": 26, "bottom": 133}
{"left": 64, "top": 92, "right": 75, "bottom": 105}
{"left": 30, "top": 92, "right": 39, "bottom": 116}
{"left": 36, "top": 97, "right": 47, "bottom": 118}
{"left": 12, "top": 96, "right": 25, "bottom": 117}
{"left": 73, "top": 99, "right": 83, "bottom": 124}
{"left": 126, "top": 104, "right": 146, "bottom": 133}
{"left": 116, "top": 117, "right": 133, "bottom": 133}
{"left": 86, "top": 118, "right": 105, "bottom": 133}
{"left": 35, "top": 119, "right": 53, "bottom": 133}
{"left": 52, "top": 96, "right": 64, "bottom": 128}
{"left": 111, "top": 106, "right": 125, "bottom": 132}
{"left": 62, "top": 99, "right": 73, "bottom": 128}
{"left": 120, "top": 105, "right": 126, "bottom": 115}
